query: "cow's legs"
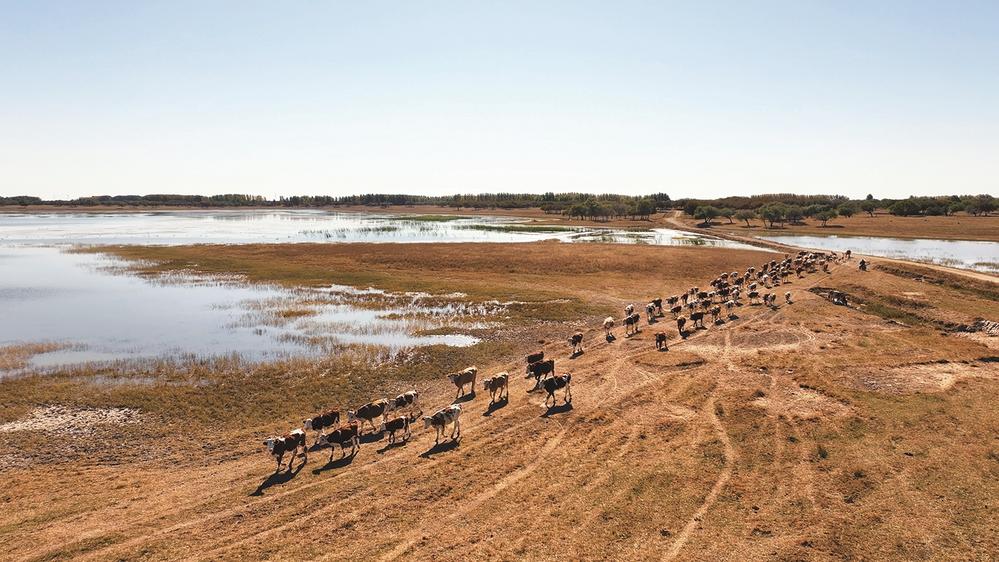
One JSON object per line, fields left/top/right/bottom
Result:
{"left": 565, "top": 384, "right": 572, "bottom": 403}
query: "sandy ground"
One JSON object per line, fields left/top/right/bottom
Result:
{"left": 2, "top": 241, "right": 997, "bottom": 561}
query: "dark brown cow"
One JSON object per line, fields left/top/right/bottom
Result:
{"left": 263, "top": 429, "right": 307, "bottom": 472}
{"left": 676, "top": 316, "right": 687, "bottom": 334}
{"left": 690, "top": 311, "right": 705, "bottom": 328}
{"left": 319, "top": 424, "right": 359, "bottom": 461}
{"left": 655, "top": 332, "right": 669, "bottom": 351}
{"left": 382, "top": 412, "right": 420, "bottom": 445}
{"left": 448, "top": 366, "right": 477, "bottom": 399}
{"left": 347, "top": 399, "right": 389, "bottom": 435}
{"left": 670, "top": 304, "right": 683, "bottom": 318}
{"left": 527, "top": 359, "right": 555, "bottom": 388}
{"left": 526, "top": 351, "right": 545, "bottom": 365}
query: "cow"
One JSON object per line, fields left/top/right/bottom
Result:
{"left": 655, "top": 332, "right": 669, "bottom": 351}
{"left": 568, "top": 332, "right": 584, "bottom": 355}
{"left": 670, "top": 304, "right": 683, "bottom": 318}
{"left": 624, "top": 303, "right": 635, "bottom": 317}
{"left": 263, "top": 429, "right": 307, "bottom": 472}
{"left": 624, "top": 312, "right": 641, "bottom": 336}
{"left": 449, "top": 367, "right": 477, "bottom": 399}
{"left": 710, "top": 305, "right": 722, "bottom": 323}
{"left": 676, "top": 316, "right": 687, "bottom": 335}
{"left": 845, "top": 249, "right": 852, "bottom": 260}
{"left": 347, "top": 399, "right": 389, "bottom": 435}
{"left": 303, "top": 410, "right": 340, "bottom": 447}
{"left": 666, "top": 295, "right": 679, "bottom": 307}
{"left": 785, "top": 291, "right": 793, "bottom": 304}
{"left": 651, "top": 298, "right": 663, "bottom": 315}
{"left": 319, "top": 423, "right": 359, "bottom": 461}
{"left": 725, "top": 299, "right": 736, "bottom": 316}
{"left": 482, "top": 372, "right": 510, "bottom": 404}
{"left": 526, "top": 351, "right": 545, "bottom": 365}
{"left": 646, "top": 303, "right": 657, "bottom": 323}
{"left": 424, "top": 404, "right": 461, "bottom": 445}
{"left": 690, "top": 311, "right": 705, "bottom": 328}
{"left": 542, "top": 374, "right": 572, "bottom": 407}
{"left": 381, "top": 412, "right": 419, "bottom": 445}
{"left": 386, "top": 390, "right": 419, "bottom": 413}
{"left": 603, "top": 316, "right": 615, "bottom": 339}
{"left": 748, "top": 291, "right": 761, "bottom": 304}
{"left": 527, "top": 359, "right": 556, "bottom": 388}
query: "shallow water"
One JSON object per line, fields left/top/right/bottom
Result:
{"left": 0, "top": 246, "right": 487, "bottom": 372}
{"left": 0, "top": 210, "right": 758, "bottom": 249}
{"left": 759, "top": 234, "right": 999, "bottom": 273}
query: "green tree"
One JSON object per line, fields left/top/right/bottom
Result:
{"left": 734, "top": 209, "right": 756, "bottom": 227}
{"left": 837, "top": 203, "right": 856, "bottom": 218}
{"left": 816, "top": 209, "right": 838, "bottom": 226}
{"left": 860, "top": 200, "right": 877, "bottom": 217}
{"left": 719, "top": 207, "right": 735, "bottom": 224}
{"left": 693, "top": 205, "right": 719, "bottom": 226}
{"left": 786, "top": 205, "right": 805, "bottom": 224}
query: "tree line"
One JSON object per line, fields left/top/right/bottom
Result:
{"left": 684, "top": 193, "right": 996, "bottom": 227}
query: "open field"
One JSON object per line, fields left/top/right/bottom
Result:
{"left": 2, "top": 242, "right": 998, "bottom": 561}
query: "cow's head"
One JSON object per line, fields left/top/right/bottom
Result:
{"left": 346, "top": 410, "right": 357, "bottom": 422}
{"left": 422, "top": 416, "right": 433, "bottom": 429}
{"left": 263, "top": 437, "right": 277, "bottom": 452}
{"left": 303, "top": 418, "right": 314, "bottom": 431}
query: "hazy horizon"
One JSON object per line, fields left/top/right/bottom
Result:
{"left": 2, "top": 1, "right": 997, "bottom": 201}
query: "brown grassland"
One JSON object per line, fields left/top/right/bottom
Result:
{"left": 1, "top": 241, "right": 998, "bottom": 561}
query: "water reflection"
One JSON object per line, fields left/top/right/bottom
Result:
{"left": 0, "top": 247, "right": 488, "bottom": 373}
{"left": 0, "top": 210, "right": 758, "bottom": 249}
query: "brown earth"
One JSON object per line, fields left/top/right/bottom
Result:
{"left": 2, "top": 242, "right": 998, "bottom": 561}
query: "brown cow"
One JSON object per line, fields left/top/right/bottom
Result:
{"left": 655, "top": 332, "right": 669, "bottom": 351}
{"left": 568, "top": 332, "right": 584, "bottom": 355}
{"left": 449, "top": 366, "right": 477, "bottom": 399}
{"left": 347, "top": 399, "right": 389, "bottom": 435}
{"left": 482, "top": 372, "right": 509, "bottom": 404}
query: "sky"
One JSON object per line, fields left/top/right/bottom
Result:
{"left": 1, "top": 1, "right": 997, "bottom": 200}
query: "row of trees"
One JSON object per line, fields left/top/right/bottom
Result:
{"left": 685, "top": 194, "right": 996, "bottom": 226}
{"left": 0, "top": 192, "right": 673, "bottom": 212}
{"left": 693, "top": 201, "right": 862, "bottom": 228}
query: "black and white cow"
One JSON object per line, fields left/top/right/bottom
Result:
{"left": 542, "top": 374, "right": 572, "bottom": 407}
{"left": 303, "top": 410, "right": 340, "bottom": 447}
{"left": 423, "top": 404, "right": 461, "bottom": 444}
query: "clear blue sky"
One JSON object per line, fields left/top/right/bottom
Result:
{"left": 2, "top": 1, "right": 997, "bottom": 200}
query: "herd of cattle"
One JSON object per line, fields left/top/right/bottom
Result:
{"left": 263, "top": 249, "right": 848, "bottom": 473}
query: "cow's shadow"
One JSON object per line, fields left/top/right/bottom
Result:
{"left": 251, "top": 458, "right": 305, "bottom": 496}
{"left": 605, "top": 334, "right": 616, "bottom": 343}
{"left": 727, "top": 314, "right": 740, "bottom": 320}
{"left": 376, "top": 439, "right": 410, "bottom": 454}
{"left": 452, "top": 391, "right": 476, "bottom": 404}
{"left": 420, "top": 438, "right": 460, "bottom": 458}
{"left": 358, "top": 431, "right": 384, "bottom": 444}
{"left": 679, "top": 330, "right": 690, "bottom": 339}
{"left": 569, "top": 350, "right": 584, "bottom": 359}
{"left": 542, "top": 402, "right": 573, "bottom": 418}
{"left": 714, "top": 319, "right": 725, "bottom": 326}
{"left": 311, "top": 451, "right": 357, "bottom": 474}
{"left": 482, "top": 397, "right": 508, "bottom": 416}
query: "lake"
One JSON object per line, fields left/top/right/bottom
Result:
{"left": 0, "top": 210, "right": 764, "bottom": 372}
{"left": 0, "top": 210, "right": 759, "bottom": 248}
{"left": 760, "top": 234, "right": 999, "bottom": 273}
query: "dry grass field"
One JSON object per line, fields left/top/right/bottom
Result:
{"left": 2, "top": 241, "right": 998, "bottom": 561}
